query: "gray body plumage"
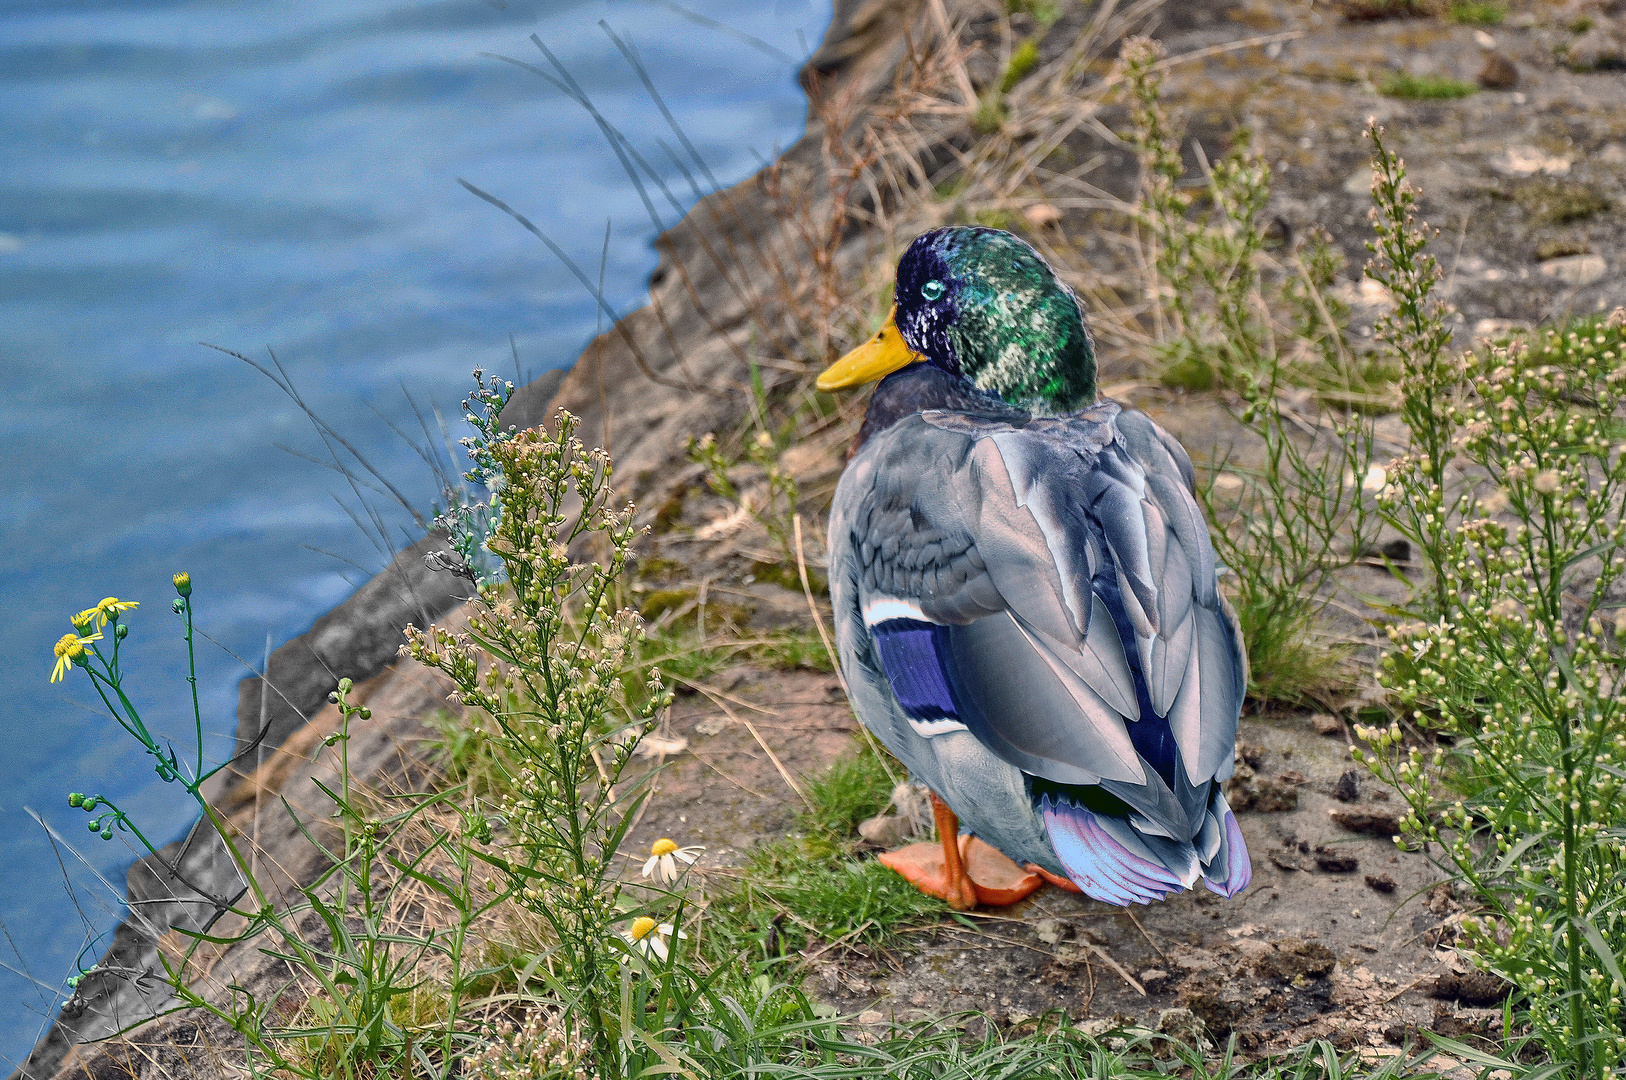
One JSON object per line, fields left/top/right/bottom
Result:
{"left": 829, "top": 396, "right": 1247, "bottom": 884}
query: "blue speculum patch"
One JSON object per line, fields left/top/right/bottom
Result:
{"left": 870, "top": 617, "right": 959, "bottom": 720}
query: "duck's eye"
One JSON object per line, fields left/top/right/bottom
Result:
{"left": 920, "top": 279, "right": 946, "bottom": 301}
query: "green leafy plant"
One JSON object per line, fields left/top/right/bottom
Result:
{"left": 1122, "top": 38, "right": 1270, "bottom": 395}
{"left": 1350, "top": 123, "right": 1626, "bottom": 1079}
{"left": 799, "top": 742, "right": 899, "bottom": 848}
{"left": 1362, "top": 123, "right": 1467, "bottom": 623}
{"left": 1356, "top": 313, "right": 1626, "bottom": 1080}
{"left": 687, "top": 362, "right": 804, "bottom": 570}
{"left": 407, "top": 403, "right": 672, "bottom": 1071}
{"left": 737, "top": 844, "right": 944, "bottom": 953}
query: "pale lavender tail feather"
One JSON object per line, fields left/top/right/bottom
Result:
{"left": 1042, "top": 798, "right": 1184, "bottom": 906}
{"left": 1202, "top": 805, "right": 1251, "bottom": 897}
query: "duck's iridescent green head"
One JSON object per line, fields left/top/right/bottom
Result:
{"left": 895, "top": 226, "right": 1096, "bottom": 413}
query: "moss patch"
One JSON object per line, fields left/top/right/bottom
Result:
{"left": 748, "top": 559, "right": 828, "bottom": 597}
{"left": 640, "top": 587, "right": 697, "bottom": 621}
{"left": 1514, "top": 179, "right": 1612, "bottom": 225}
{"left": 1447, "top": 0, "right": 1505, "bottom": 24}
{"left": 1535, "top": 237, "right": 1591, "bottom": 261}
{"left": 971, "top": 207, "right": 1017, "bottom": 230}
{"left": 972, "top": 93, "right": 1007, "bottom": 135}
{"left": 1377, "top": 71, "right": 1477, "bottom": 99}
{"left": 650, "top": 484, "right": 690, "bottom": 533}
{"left": 999, "top": 38, "right": 1041, "bottom": 94}
{"left": 634, "top": 555, "right": 687, "bottom": 580}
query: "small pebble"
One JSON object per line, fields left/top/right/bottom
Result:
{"left": 1033, "top": 918, "right": 1065, "bottom": 945}
{"left": 1478, "top": 52, "right": 1519, "bottom": 90}
{"left": 1022, "top": 203, "right": 1062, "bottom": 227}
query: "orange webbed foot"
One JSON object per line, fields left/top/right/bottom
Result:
{"left": 876, "top": 792, "right": 1046, "bottom": 909}
{"left": 1024, "top": 862, "right": 1083, "bottom": 894}
{"left": 878, "top": 840, "right": 978, "bottom": 909}
{"left": 961, "top": 836, "right": 1045, "bottom": 906}
{"left": 876, "top": 837, "right": 1045, "bottom": 908}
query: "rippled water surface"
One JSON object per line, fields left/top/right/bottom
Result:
{"left": 0, "top": 0, "right": 825, "bottom": 1063}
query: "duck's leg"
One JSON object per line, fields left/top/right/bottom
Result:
{"left": 931, "top": 792, "right": 980, "bottom": 911}
{"left": 876, "top": 792, "right": 977, "bottom": 909}
{"left": 876, "top": 792, "right": 1044, "bottom": 909}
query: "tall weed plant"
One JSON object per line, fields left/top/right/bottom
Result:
{"left": 1352, "top": 126, "right": 1626, "bottom": 1079}
{"left": 406, "top": 385, "right": 674, "bottom": 1070}
{"left": 1119, "top": 56, "right": 1626, "bottom": 1071}
{"left": 1118, "top": 39, "right": 1382, "bottom": 703}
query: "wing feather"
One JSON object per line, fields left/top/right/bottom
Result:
{"left": 1195, "top": 604, "right": 1242, "bottom": 782}
{"left": 946, "top": 613, "right": 1143, "bottom": 784}
{"left": 1148, "top": 610, "right": 1194, "bottom": 720}
{"left": 1050, "top": 593, "right": 1138, "bottom": 720}
{"left": 1145, "top": 471, "right": 1217, "bottom": 606}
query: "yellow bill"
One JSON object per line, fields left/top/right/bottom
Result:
{"left": 816, "top": 306, "right": 924, "bottom": 390}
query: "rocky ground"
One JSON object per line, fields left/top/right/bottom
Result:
{"left": 1165, "top": 0, "right": 1626, "bottom": 334}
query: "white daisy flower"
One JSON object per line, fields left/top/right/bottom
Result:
{"left": 640, "top": 837, "right": 703, "bottom": 883}
{"left": 620, "top": 916, "right": 686, "bottom": 961}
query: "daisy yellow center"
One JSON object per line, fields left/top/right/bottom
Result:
{"left": 628, "top": 916, "right": 658, "bottom": 941}
{"left": 651, "top": 838, "right": 679, "bottom": 857}
{"left": 54, "top": 634, "right": 85, "bottom": 660}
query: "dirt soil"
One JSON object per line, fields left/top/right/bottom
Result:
{"left": 621, "top": 645, "right": 1485, "bottom": 1058}
{"left": 1187, "top": 0, "right": 1626, "bottom": 331}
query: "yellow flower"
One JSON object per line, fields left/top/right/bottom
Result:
{"left": 641, "top": 837, "right": 703, "bottom": 883}
{"left": 620, "top": 917, "right": 685, "bottom": 961}
{"left": 75, "top": 597, "right": 139, "bottom": 630}
{"left": 51, "top": 631, "right": 102, "bottom": 683}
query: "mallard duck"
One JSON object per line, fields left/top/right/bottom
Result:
{"left": 817, "top": 226, "right": 1251, "bottom": 909}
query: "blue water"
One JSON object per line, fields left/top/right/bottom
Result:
{"left": 0, "top": 0, "right": 827, "bottom": 1064}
